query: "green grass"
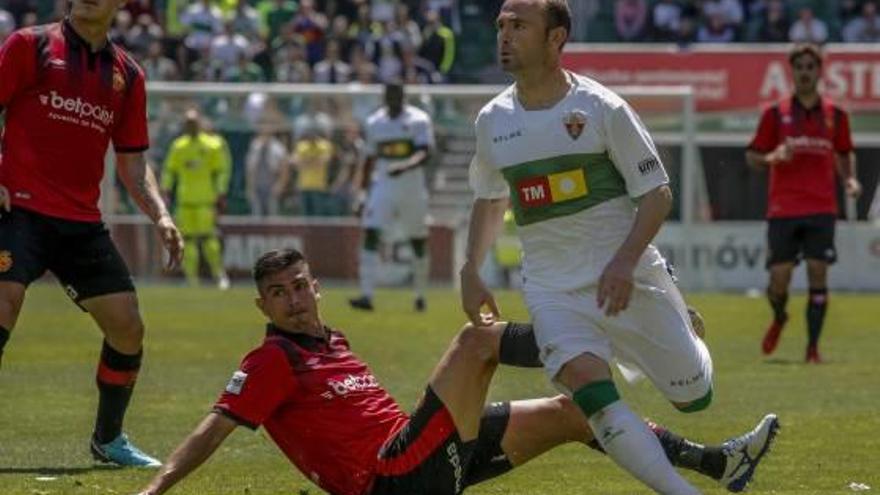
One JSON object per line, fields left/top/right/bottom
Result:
{"left": 1, "top": 285, "right": 878, "bottom": 494}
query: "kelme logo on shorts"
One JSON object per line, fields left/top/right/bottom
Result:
{"left": 516, "top": 169, "right": 588, "bottom": 208}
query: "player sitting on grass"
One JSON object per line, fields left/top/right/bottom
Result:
{"left": 138, "top": 248, "right": 777, "bottom": 495}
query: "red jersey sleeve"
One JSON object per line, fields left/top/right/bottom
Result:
{"left": 0, "top": 31, "right": 35, "bottom": 108}
{"left": 213, "top": 345, "right": 296, "bottom": 429}
{"left": 748, "top": 106, "right": 780, "bottom": 153}
{"left": 112, "top": 67, "right": 149, "bottom": 153}
{"left": 833, "top": 108, "right": 854, "bottom": 153}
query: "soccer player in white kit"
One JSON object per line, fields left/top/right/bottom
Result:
{"left": 350, "top": 83, "right": 435, "bottom": 312}
{"left": 460, "top": 1, "right": 777, "bottom": 493}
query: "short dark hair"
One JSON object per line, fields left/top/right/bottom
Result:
{"left": 253, "top": 249, "right": 306, "bottom": 285}
{"left": 544, "top": 0, "right": 571, "bottom": 51}
{"left": 789, "top": 43, "right": 823, "bottom": 67}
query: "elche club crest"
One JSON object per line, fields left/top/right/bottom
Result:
{"left": 563, "top": 109, "right": 587, "bottom": 140}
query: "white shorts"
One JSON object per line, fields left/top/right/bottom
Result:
{"left": 363, "top": 182, "right": 429, "bottom": 239}
{"left": 525, "top": 266, "right": 713, "bottom": 404}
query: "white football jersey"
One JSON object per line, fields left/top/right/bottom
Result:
{"left": 470, "top": 72, "right": 670, "bottom": 291}
{"left": 364, "top": 104, "right": 435, "bottom": 192}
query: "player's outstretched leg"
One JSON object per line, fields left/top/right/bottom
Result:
{"left": 464, "top": 395, "right": 780, "bottom": 493}
{"left": 82, "top": 293, "right": 160, "bottom": 468}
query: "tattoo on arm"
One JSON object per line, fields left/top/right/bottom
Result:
{"left": 119, "top": 153, "right": 171, "bottom": 223}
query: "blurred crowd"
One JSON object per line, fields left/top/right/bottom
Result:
{"left": 582, "top": 0, "right": 880, "bottom": 44}
{"left": 0, "top": 0, "right": 458, "bottom": 85}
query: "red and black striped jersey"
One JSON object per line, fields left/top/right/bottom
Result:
{"left": 214, "top": 325, "right": 407, "bottom": 495}
{"left": 0, "top": 20, "right": 148, "bottom": 222}
{"left": 748, "top": 96, "right": 854, "bottom": 219}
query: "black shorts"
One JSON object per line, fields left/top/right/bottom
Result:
{"left": 369, "top": 387, "right": 473, "bottom": 495}
{"left": 766, "top": 214, "right": 837, "bottom": 268}
{"left": 0, "top": 208, "right": 135, "bottom": 305}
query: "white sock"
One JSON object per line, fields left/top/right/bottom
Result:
{"left": 412, "top": 254, "right": 428, "bottom": 299}
{"left": 588, "top": 401, "right": 700, "bottom": 495}
{"left": 359, "top": 249, "right": 379, "bottom": 298}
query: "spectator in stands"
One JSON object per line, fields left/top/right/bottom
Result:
{"left": 181, "top": 0, "right": 224, "bottom": 52}
{"left": 283, "top": 126, "right": 336, "bottom": 216}
{"left": 327, "top": 14, "right": 355, "bottom": 61}
{"left": 698, "top": 12, "right": 736, "bottom": 42}
{"left": 223, "top": 52, "right": 266, "bottom": 82}
{"left": 109, "top": 9, "right": 134, "bottom": 49}
{"left": 843, "top": 1, "right": 880, "bottom": 42}
{"left": 230, "top": 0, "right": 263, "bottom": 42}
{"left": 142, "top": 39, "right": 180, "bottom": 81}
{"left": 262, "top": 0, "right": 298, "bottom": 44}
{"left": 314, "top": 39, "right": 352, "bottom": 83}
{"left": 0, "top": 7, "right": 15, "bottom": 43}
{"left": 212, "top": 19, "right": 252, "bottom": 67}
{"left": 127, "top": 13, "right": 163, "bottom": 58}
{"left": 701, "top": 0, "right": 744, "bottom": 30}
{"left": 652, "top": 0, "right": 682, "bottom": 41}
{"left": 839, "top": 0, "right": 863, "bottom": 23}
{"left": 748, "top": 0, "right": 789, "bottom": 42}
{"left": 19, "top": 10, "right": 37, "bottom": 28}
{"left": 246, "top": 121, "right": 289, "bottom": 217}
{"left": 293, "top": 0, "right": 328, "bottom": 65}
{"left": 348, "top": 3, "right": 378, "bottom": 55}
{"left": 393, "top": 3, "right": 422, "bottom": 49}
{"left": 615, "top": 0, "right": 648, "bottom": 42}
{"left": 274, "top": 41, "right": 312, "bottom": 82}
{"left": 371, "top": 0, "right": 396, "bottom": 23}
{"left": 376, "top": 38, "right": 403, "bottom": 83}
{"left": 789, "top": 7, "right": 828, "bottom": 44}
{"left": 123, "top": 0, "right": 157, "bottom": 20}
{"left": 401, "top": 44, "right": 441, "bottom": 84}
{"left": 419, "top": 9, "right": 455, "bottom": 80}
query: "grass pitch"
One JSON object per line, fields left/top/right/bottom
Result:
{"left": 1, "top": 284, "right": 878, "bottom": 494}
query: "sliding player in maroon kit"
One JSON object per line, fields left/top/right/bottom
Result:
{"left": 747, "top": 44, "right": 861, "bottom": 363}
{"left": 0, "top": 0, "right": 183, "bottom": 465}
{"left": 137, "top": 249, "right": 777, "bottom": 495}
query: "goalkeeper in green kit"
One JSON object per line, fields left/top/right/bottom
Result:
{"left": 162, "top": 108, "right": 232, "bottom": 289}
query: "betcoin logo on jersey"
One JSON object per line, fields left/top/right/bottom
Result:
{"left": 39, "top": 91, "right": 115, "bottom": 127}
{"left": 324, "top": 372, "right": 380, "bottom": 398}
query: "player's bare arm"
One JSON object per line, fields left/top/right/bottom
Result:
{"left": 460, "top": 197, "right": 507, "bottom": 325}
{"left": 836, "top": 151, "right": 862, "bottom": 197}
{"left": 387, "top": 147, "right": 430, "bottom": 177}
{"left": 138, "top": 413, "right": 238, "bottom": 495}
{"left": 597, "top": 184, "right": 672, "bottom": 316}
{"left": 116, "top": 152, "right": 184, "bottom": 269}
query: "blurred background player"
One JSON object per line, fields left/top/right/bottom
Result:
{"left": 350, "top": 82, "right": 435, "bottom": 312}
{"left": 0, "top": 0, "right": 183, "bottom": 466}
{"left": 746, "top": 44, "right": 861, "bottom": 363}
{"left": 162, "top": 108, "right": 232, "bottom": 289}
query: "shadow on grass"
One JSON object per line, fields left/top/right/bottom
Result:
{"left": 0, "top": 465, "right": 121, "bottom": 475}
{"left": 764, "top": 358, "right": 804, "bottom": 365}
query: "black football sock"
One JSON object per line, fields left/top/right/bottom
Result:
{"left": 94, "top": 340, "right": 142, "bottom": 444}
{"left": 767, "top": 289, "right": 789, "bottom": 323}
{"left": 807, "top": 288, "right": 829, "bottom": 348}
{"left": 649, "top": 422, "right": 726, "bottom": 480}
